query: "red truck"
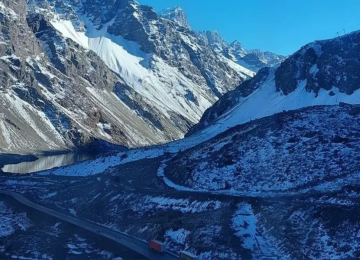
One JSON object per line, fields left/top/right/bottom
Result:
{"left": 149, "top": 240, "right": 166, "bottom": 253}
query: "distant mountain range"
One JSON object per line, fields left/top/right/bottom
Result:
{"left": 197, "top": 30, "right": 286, "bottom": 72}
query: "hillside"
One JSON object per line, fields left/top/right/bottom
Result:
{"left": 188, "top": 30, "right": 360, "bottom": 137}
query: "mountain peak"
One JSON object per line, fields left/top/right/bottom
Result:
{"left": 158, "top": 6, "right": 190, "bottom": 29}
{"left": 230, "top": 40, "right": 244, "bottom": 49}
{"left": 230, "top": 40, "right": 246, "bottom": 54}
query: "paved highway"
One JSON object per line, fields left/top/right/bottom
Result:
{"left": 0, "top": 190, "right": 179, "bottom": 260}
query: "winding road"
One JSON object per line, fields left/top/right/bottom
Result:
{"left": 0, "top": 190, "right": 179, "bottom": 260}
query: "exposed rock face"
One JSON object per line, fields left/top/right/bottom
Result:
{"left": 188, "top": 30, "right": 360, "bottom": 137}
{"left": 0, "top": 0, "right": 255, "bottom": 154}
{"left": 0, "top": 0, "right": 70, "bottom": 153}
{"left": 276, "top": 32, "right": 360, "bottom": 95}
{"left": 229, "top": 40, "right": 247, "bottom": 57}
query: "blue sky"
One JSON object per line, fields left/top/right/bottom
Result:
{"left": 138, "top": 0, "right": 360, "bottom": 55}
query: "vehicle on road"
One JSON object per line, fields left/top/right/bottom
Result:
{"left": 180, "top": 250, "right": 199, "bottom": 260}
{"left": 149, "top": 240, "right": 166, "bottom": 254}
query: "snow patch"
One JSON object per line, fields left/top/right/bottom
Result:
{"left": 232, "top": 204, "right": 257, "bottom": 250}
{"left": 165, "top": 228, "right": 191, "bottom": 245}
{"left": 0, "top": 201, "right": 30, "bottom": 238}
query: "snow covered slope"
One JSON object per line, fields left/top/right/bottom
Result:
{"left": 169, "top": 104, "right": 360, "bottom": 195}
{"left": 188, "top": 30, "right": 360, "bottom": 138}
{"left": 49, "top": 18, "right": 213, "bottom": 124}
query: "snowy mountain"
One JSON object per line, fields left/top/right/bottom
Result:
{"left": 0, "top": 0, "right": 254, "bottom": 154}
{"left": 197, "top": 31, "right": 286, "bottom": 72}
{"left": 188, "top": 29, "right": 360, "bottom": 137}
{"left": 158, "top": 7, "right": 190, "bottom": 29}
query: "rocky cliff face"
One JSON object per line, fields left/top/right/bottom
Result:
{"left": 0, "top": 0, "right": 71, "bottom": 153}
{"left": 0, "top": 0, "right": 154, "bottom": 153}
{"left": 188, "top": 30, "right": 360, "bottom": 137}
{"left": 0, "top": 0, "right": 255, "bottom": 154}
{"left": 275, "top": 32, "right": 360, "bottom": 95}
